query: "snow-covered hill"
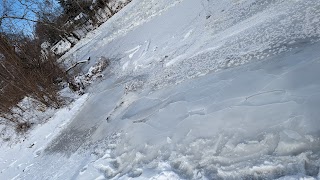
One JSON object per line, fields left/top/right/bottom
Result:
{"left": 1, "top": 0, "right": 320, "bottom": 179}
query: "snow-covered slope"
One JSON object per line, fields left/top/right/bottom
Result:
{"left": 1, "top": 0, "right": 320, "bottom": 179}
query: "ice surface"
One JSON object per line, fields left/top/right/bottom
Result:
{"left": 1, "top": 0, "right": 320, "bottom": 179}
{"left": 12, "top": 42, "right": 317, "bottom": 180}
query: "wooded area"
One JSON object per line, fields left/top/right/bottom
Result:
{"left": 0, "top": 0, "right": 130, "bottom": 133}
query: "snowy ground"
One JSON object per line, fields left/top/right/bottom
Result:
{"left": 1, "top": 0, "right": 320, "bottom": 179}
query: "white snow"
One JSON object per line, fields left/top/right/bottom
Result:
{"left": 125, "top": 45, "right": 141, "bottom": 59}
{"left": 1, "top": 0, "right": 320, "bottom": 179}
{"left": 51, "top": 39, "right": 72, "bottom": 55}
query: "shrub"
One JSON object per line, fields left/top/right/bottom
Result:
{"left": 0, "top": 34, "right": 70, "bottom": 133}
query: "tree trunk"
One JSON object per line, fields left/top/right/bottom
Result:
{"left": 105, "top": 4, "right": 115, "bottom": 16}
{"left": 70, "top": 32, "right": 80, "bottom": 41}
{"left": 60, "top": 34, "right": 75, "bottom": 47}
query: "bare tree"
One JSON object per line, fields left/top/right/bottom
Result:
{"left": 0, "top": 0, "right": 70, "bottom": 132}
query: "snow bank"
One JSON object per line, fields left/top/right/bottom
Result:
{"left": 0, "top": 94, "right": 89, "bottom": 178}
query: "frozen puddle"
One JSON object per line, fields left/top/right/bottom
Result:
{"left": 44, "top": 85, "right": 125, "bottom": 156}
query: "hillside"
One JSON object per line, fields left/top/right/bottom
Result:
{"left": 1, "top": 0, "right": 320, "bottom": 179}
